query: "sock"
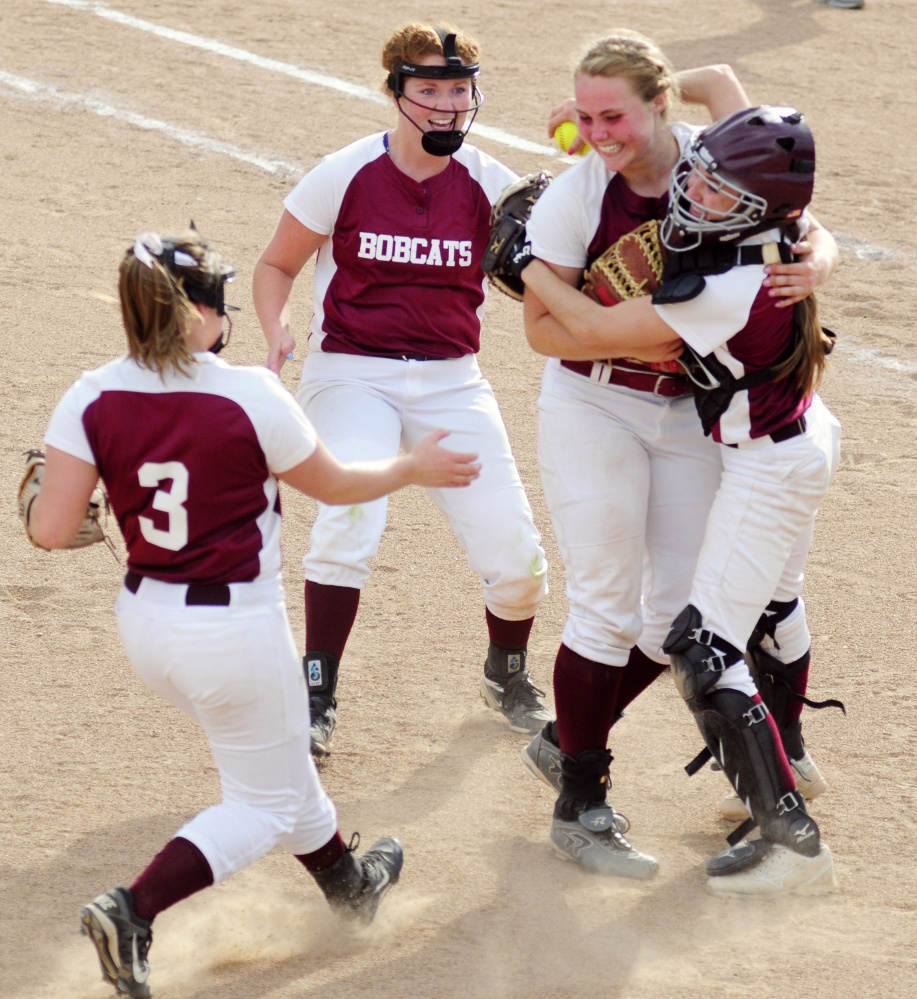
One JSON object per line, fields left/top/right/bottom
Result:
{"left": 305, "top": 581, "right": 360, "bottom": 662}
{"left": 130, "top": 837, "right": 214, "bottom": 922}
{"left": 616, "top": 646, "right": 669, "bottom": 714}
{"left": 295, "top": 831, "right": 345, "bottom": 872}
{"left": 485, "top": 608, "right": 534, "bottom": 650}
{"left": 553, "top": 644, "right": 623, "bottom": 758}
{"left": 785, "top": 656, "right": 810, "bottom": 726}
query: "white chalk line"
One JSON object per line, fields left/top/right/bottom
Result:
{"left": 38, "top": 0, "right": 560, "bottom": 159}
{"left": 0, "top": 69, "right": 305, "bottom": 178}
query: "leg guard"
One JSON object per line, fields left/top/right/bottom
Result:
{"left": 698, "top": 687, "right": 820, "bottom": 857}
{"left": 664, "top": 606, "right": 820, "bottom": 857}
{"left": 749, "top": 598, "right": 845, "bottom": 760}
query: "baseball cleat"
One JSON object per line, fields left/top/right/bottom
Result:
{"left": 707, "top": 843, "right": 836, "bottom": 898}
{"left": 550, "top": 805, "right": 658, "bottom": 880}
{"left": 312, "top": 835, "right": 404, "bottom": 928}
{"left": 480, "top": 671, "right": 553, "bottom": 734}
{"left": 520, "top": 723, "right": 630, "bottom": 833}
{"left": 720, "top": 747, "right": 829, "bottom": 821}
{"left": 80, "top": 887, "right": 153, "bottom": 999}
{"left": 309, "top": 697, "right": 336, "bottom": 757}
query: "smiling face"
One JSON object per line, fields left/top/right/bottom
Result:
{"left": 684, "top": 165, "right": 744, "bottom": 220}
{"left": 573, "top": 72, "right": 668, "bottom": 175}
{"left": 396, "top": 55, "right": 474, "bottom": 137}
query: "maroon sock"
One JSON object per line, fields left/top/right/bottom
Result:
{"left": 295, "top": 831, "right": 345, "bottom": 872}
{"left": 305, "top": 581, "right": 360, "bottom": 661}
{"left": 129, "top": 837, "right": 214, "bottom": 922}
{"left": 553, "top": 644, "right": 624, "bottom": 758}
{"left": 485, "top": 608, "right": 534, "bottom": 650}
{"left": 615, "top": 646, "right": 670, "bottom": 714}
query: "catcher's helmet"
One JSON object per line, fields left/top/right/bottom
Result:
{"left": 387, "top": 29, "right": 483, "bottom": 157}
{"left": 661, "top": 106, "right": 815, "bottom": 250}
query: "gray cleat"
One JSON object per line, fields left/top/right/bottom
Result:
{"left": 550, "top": 805, "right": 658, "bottom": 880}
{"left": 521, "top": 723, "right": 630, "bottom": 834}
{"left": 480, "top": 671, "right": 553, "bottom": 734}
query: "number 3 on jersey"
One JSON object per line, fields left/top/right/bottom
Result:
{"left": 138, "top": 461, "right": 189, "bottom": 551}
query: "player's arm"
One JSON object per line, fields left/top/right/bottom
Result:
{"left": 279, "top": 431, "right": 481, "bottom": 505}
{"left": 764, "top": 213, "right": 839, "bottom": 308}
{"left": 253, "top": 210, "right": 327, "bottom": 374}
{"left": 28, "top": 447, "right": 100, "bottom": 550}
{"left": 675, "top": 64, "right": 750, "bottom": 120}
{"left": 523, "top": 260, "right": 683, "bottom": 363}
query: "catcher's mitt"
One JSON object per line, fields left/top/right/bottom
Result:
{"left": 18, "top": 449, "right": 111, "bottom": 550}
{"left": 482, "top": 171, "right": 553, "bottom": 300}
{"left": 582, "top": 219, "right": 667, "bottom": 306}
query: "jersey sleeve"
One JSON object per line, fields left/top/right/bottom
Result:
{"left": 528, "top": 162, "right": 602, "bottom": 270}
{"left": 252, "top": 372, "right": 319, "bottom": 475}
{"left": 653, "top": 266, "right": 765, "bottom": 356}
{"left": 43, "top": 376, "right": 99, "bottom": 466}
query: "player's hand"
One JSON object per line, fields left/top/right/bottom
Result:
{"left": 547, "top": 98, "right": 586, "bottom": 155}
{"left": 266, "top": 333, "right": 296, "bottom": 374}
{"left": 408, "top": 430, "right": 481, "bottom": 488}
{"left": 763, "top": 240, "right": 819, "bottom": 308}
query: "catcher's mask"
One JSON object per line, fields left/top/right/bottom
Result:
{"left": 386, "top": 29, "right": 483, "bottom": 157}
{"left": 661, "top": 106, "right": 815, "bottom": 252}
{"left": 132, "top": 227, "right": 240, "bottom": 353}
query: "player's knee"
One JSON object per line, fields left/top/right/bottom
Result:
{"left": 663, "top": 604, "right": 745, "bottom": 710}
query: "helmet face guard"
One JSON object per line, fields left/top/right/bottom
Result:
{"left": 660, "top": 106, "right": 815, "bottom": 252}
{"left": 386, "top": 30, "right": 483, "bottom": 156}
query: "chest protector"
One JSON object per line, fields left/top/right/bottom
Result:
{"left": 651, "top": 241, "right": 833, "bottom": 437}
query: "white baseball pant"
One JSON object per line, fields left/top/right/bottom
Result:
{"left": 297, "top": 351, "right": 548, "bottom": 622}
{"left": 116, "top": 576, "right": 338, "bottom": 884}
{"left": 537, "top": 360, "right": 723, "bottom": 668}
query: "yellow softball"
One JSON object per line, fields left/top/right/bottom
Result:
{"left": 553, "top": 121, "right": 590, "bottom": 156}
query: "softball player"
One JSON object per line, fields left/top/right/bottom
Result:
{"left": 519, "top": 103, "right": 840, "bottom": 895}
{"left": 254, "top": 23, "right": 550, "bottom": 757}
{"left": 513, "top": 32, "right": 838, "bottom": 883}
{"left": 27, "top": 230, "right": 479, "bottom": 997}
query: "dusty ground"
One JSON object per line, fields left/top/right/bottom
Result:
{"left": 2, "top": 0, "right": 916, "bottom": 997}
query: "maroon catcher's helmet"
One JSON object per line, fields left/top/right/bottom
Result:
{"left": 661, "top": 106, "right": 816, "bottom": 250}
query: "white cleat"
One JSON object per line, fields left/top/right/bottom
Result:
{"left": 707, "top": 843, "right": 836, "bottom": 898}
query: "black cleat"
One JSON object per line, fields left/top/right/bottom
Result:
{"left": 80, "top": 887, "right": 153, "bottom": 999}
{"left": 311, "top": 835, "right": 404, "bottom": 927}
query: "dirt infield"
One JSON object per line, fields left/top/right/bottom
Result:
{"left": 2, "top": 1, "right": 916, "bottom": 997}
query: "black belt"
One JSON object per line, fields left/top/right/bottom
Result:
{"left": 124, "top": 571, "right": 231, "bottom": 606}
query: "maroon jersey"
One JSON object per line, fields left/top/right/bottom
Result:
{"left": 283, "top": 132, "right": 517, "bottom": 359}
{"left": 44, "top": 354, "right": 317, "bottom": 583}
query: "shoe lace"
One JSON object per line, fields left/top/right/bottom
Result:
{"left": 502, "top": 670, "right": 547, "bottom": 712}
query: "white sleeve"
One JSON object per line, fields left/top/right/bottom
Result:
{"left": 653, "top": 267, "right": 765, "bottom": 356}
{"left": 255, "top": 373, "right": 319, "bottom": 475}
{"left": 283, "top": 157, "right": 341, "bottom": 237}
{"left": 43, "top": 378, "right": 98, "bottom": 465}
{"left": 527, "top": 165, "right": 600, "bottom": 270}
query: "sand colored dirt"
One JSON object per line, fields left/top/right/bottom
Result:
{"left": 2, "top": 1, "right": 916, "bottom": 997}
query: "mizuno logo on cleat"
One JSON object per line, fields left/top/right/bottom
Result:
{"left": 308, "top": 660, "right": 323, "bottom": 686}
{"left": 507, "top": 654, "right": 522, "bottom": 673}
{"left": 794, "top": 822, "right": 815, "bottom": 842}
